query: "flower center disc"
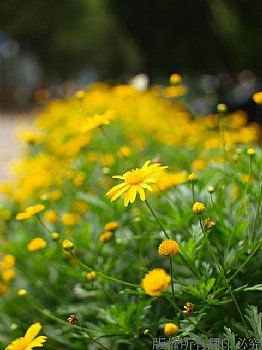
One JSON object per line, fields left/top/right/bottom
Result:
{"left": 125, "top": 169, "right": 145, "bottom": 185}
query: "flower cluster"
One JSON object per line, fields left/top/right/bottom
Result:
{"left": 0, "top": 79, "right": 261, "bottom": 349}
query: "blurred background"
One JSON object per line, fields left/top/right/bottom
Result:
{"left": 0, "top": 0, "right": 262, "bottom": 117}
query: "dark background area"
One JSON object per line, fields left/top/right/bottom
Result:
{"left": 0, "top": 0, "right": 262, "bottom": 115}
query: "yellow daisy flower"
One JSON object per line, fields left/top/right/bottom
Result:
{"left": 158, "top": 239, "right": 180, "bottom": 257}
{"left": 5, "top": 322, "right": 47, "bottom": 350}
{"left": 106, "top": 160, "right": 167, "bottom": 207}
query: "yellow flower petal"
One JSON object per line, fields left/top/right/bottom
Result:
{"left": 129, "top": 185, "right": 138, "bottom": 203}
{"left": 110, "top": 184, "right": 130, "bottom": 201}
{"left": 24, "top": 323, "right": 41, "bottom": 343}
{"left": 137, "top": 186, "right": 146, "bottom": 201}
{"left": 25, "top": 336, "right": 47, "bottom": 350}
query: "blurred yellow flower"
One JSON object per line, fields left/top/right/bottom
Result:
{"left": 0, "top": 283, "right": 9, "bottom": 295}
{"left": 188, "top": 173, "right": 197, "bottom": 183}
{"left": 17, "top": 289, "right": 27, "bottom": 296}
{"left": 73, "top": 172, "right": 86, "bottom": 186}
{"left": 16, "top": 204, "right": 45, "bottom": 220}
{"left": 0, "top": 182, "right": 13, "bottom": 196}
{"left": 253, "top": 91, "right": 262, "bottom": 104}
{"left": 192, "top": 159, "right": 206, "bottom": 171}
{"left": 51, "top": 232, "right": 59, "bottom": 241}
{"left": 61, "top": 212, "right": 80, "bottom": 226}
{"left": 43, "top": 210, "right": 57, "bottom": 223}
{"left": 74, "top": 201, "right": 89, "bottom": 214}
{"left": 75, "top": 90, "right": 85, "bottom": 100}
{"left": 62, "top": 239, "right": 75, "bottom": 252}
{"left": 104, "top": 221, "right": 119, "bottom": 231}
{"left": 100, "top": 154, "right": 115, "bottom": 167}
{"left": 20, "top": 131, "right": 41, "bottom": 145}
{"left": 99, "top": 231, "right": 113, "bottom": 243}
{"left": 27, "top": 238, "right": 47, "bottom": 251}
{"left": 106, "top": 160, "right": 167, "bottom": 207}
{"left": 2, "top": 269, "right": 15, "bottom": 282}
{"left": 0, "top": 209, "right": 12, "bottom": 220}
{"left": 169, "top": 73, "right": 182, "bottom": 85}
{"left": 164, "top": 85, "right": 187, "bottom": 98}
{"left": 247, "top": 147, "right": 255, "bottom": 156}
{"left": 1, "top": 255, "right": 15, "bottom": 270}
{"left": 82, "top": 109, "right": 115, "bottom": 132}
{"left": 117, "top": 145, "right": 131, "bottom": 157}
{"left": 86, "top": 271, "right": 96, "bottom": 280}
{"left": 142, "top": 268, "right": 171, "bottom": 296}
{"left": 16, "top": 212, "right": 31, "bottom": 220}
{"left": 48, "top": 190, "right": 62, "bottom": 201}
{"left": 154, "top": 171, "right": 187, "bottom": 191}
{"left": 5, "top": 322, "right": 47, "bottom": 350}
{"left": 26, "top": 204, "right": 45, "bottom": 216}
{"left": 242, "top": 174, "right": 253, "bottom": 183}
{"left": 217, "top": 103, "right": 228, "bottom": 114}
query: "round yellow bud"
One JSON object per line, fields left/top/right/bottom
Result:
{"left": 17, "top": 289, "right": 27, "bottom": 296}
{"left": 164, "top": 323, "right": 179, "bottom": 336}
{"left": 207, "top": 186, "right": 215, "bottom": 194}
{"left": 158, "top": 240, "right": 180, "bottom": 257}
{"left": 62, "top": 239, "right": 75, "bottom": 252}
{"left": 75, "top": 90, "right": 85, "bottom": 100}
{"left": 217, "top": 103, "right": 228, "bottom": 114}
{"left": 253, "top": 91, "right": 262, "bottom": 104}
{"left": 169, "top": 73, "right": 182, "bottom": 85}
{"left": 51, "top": 232, "right": 59, "bottom": 241}
{"left": 104, "top": 221, "right": 119, "bottom": 232}
{"left": 192, "top": 202, "right": 205, "bottom": 215}
{"left": 247, "top": 148, "right": 255, "bottom": 156}
{"left": 99, "top": 231, "right": 113, "bottom": 243}
{"left": 86, "top": 271, "right": 96, "bottom": 281}
{"left": 188, "top": 173, "right": 197, "bottom": 183}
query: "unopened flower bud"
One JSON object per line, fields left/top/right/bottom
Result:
{"left": 207, "top": 186, "right": 215, "bottom": 194}
{"left": 192, "top": 202, "right": 205, "bottom": 215}
{"left": 217, "top": 103, "right": 228, "bottom": 114}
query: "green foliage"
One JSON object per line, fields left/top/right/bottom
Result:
{"left": 0, "top": 82, "right": 261, "bottom": 349}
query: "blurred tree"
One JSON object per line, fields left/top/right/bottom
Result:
{"left": 0, "top": 0, "right": 261, "bottom": 82}
{"left": 0, "top": 0, "right": 142, "bottom": 80}
{"left": 109, "top": 0, "right": 262, "bottom": 80}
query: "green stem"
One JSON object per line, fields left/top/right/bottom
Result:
{"left": 228, "top": 240, "right": 262, "bottom": 283}
{"left": 163, "top": 294, "right": 180, "bottom": 327}
{"left": 209, "top": 193, "right": 226, "bottom": 231}
{"left": 178, "top": 251, "right": 201, "bottom": 280}
{"left": 145, "top": 200, "right": 170, "bottom": 239}
{"left": 164, "top": 294, "right": 209, "bottom": 336}
{"left": 251, "top": 182, "right": 262, "bottom": 242}
{"left": 225, "top": 158, "right": 252, "bottom": 255}
{"left": 199, "top": 220, "right": 250, "bottom": 336}
{"left": 36, "top": 214, "right": 53, "bottom": 233}
{"left": 27, "top": 297, "right": 109, "bottom": 350}
{"left": 169, "top": 257, "right": 175, "bottom": 299}
{"left": 219, "top": 113, "right": 226, "bottom": 210}
{"left": 72, "top": 252, "right": 140, "bottom": 288}
{"left": 191, "top": 183, "right": 195, "bottom": 204}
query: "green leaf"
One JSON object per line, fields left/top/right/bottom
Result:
{"left": 223, "top": 327, "right": 239, "bottom": 350}
{"left": 243, "top": 284, "right": 262, "bottom": 292}
{"left": 245, "top": 305, "right": 262, "bottom": 345}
